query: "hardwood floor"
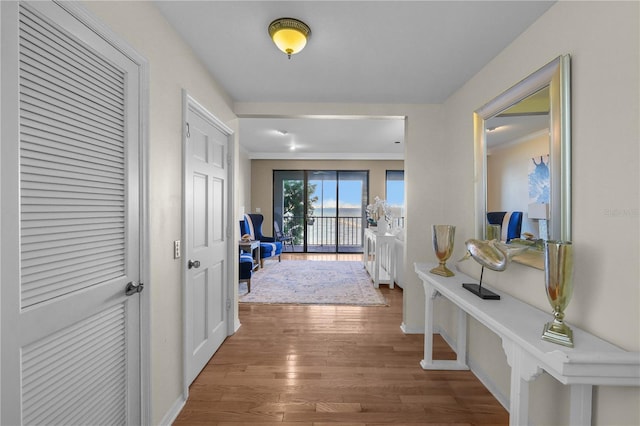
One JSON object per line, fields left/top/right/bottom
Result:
{"left": 174, "top": 255, "right": 508, "bottom": 425}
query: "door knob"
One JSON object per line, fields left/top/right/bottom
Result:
{"left": 188, "top": 259, "right": 201, "bottom": 269}
{"left": 125, "top": 281, "right": 144, "bottom": 296}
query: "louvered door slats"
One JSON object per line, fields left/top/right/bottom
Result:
{"left": 19, "top": 79, "right": 124, "bottom": 136}
{"left": 21, "top": 93, "right": 124, "bottom": 138}
{"left": 22, "top": 241, "right": 124, "bottom": 268}
{"left": 20, "top": 82, "right": 124, "bottom": 132}
{"left": 24, "top": 329, "right": 124, "bottom": 400}
{"left": 19, "top": 46, "right": 124, "bottom": 117}
{"left": 21, "top": 255, "right": 124, "bottom": 288}
{"left": 21, "top": 139, "right": 124, "bottom": 172}
{"left": 19, "top": 69, "right": 123, "bottom": 126}
{"left": 22, "top": 215, "right": 124, "bottom": 230}
{"left": 21, "top": 123, "right": 125, "bottom": 159}
{"left": 18, "top": 48, "right": 124, "bottom": 115}
{"left": 21, "top": 251, "right": 124, "bottom": 283}
{"left": 22, "top": 210, "right": 123, "bottom": 221}
{"left": 21, "top": 264, "right": 125, "bottom": 306}
{"left": 21, "top": 174, "right": 124, "bottom": 194}
{"left": 19, "top": 4, "right": 126, "bottom": 309}
{"left": 18, "top": 15, "right": 125, "bottom": 95}
{"left": 22, "top": 306, "right": 123, "bottom": 364}
{"left": 29, "top": 348, "right": 125, "bottom": 425}
{"left": 21, "top": 161, "right": 123, "bottom": 184}
{"left": 22, "top": 304, "right": 126, "bottom": 425}
{"left": 22, "top": 310, "right": 123, "bottom": 390}
{"left": 21, "top": 229, "right": 124, "bottom": 249}
{"left": 19, "top": 9, "right": 125, "bottom": 102}
{"left": 20, "top": 108, "right": 124, "bottom": 151}
{"left": 18, "top": 22, "right": 124, "bottom": 98}
{"left": 21, "top": 182, "right": 124, "bottom": 199}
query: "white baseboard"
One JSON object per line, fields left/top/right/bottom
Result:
{"left": 434, "top": 326, "right": 509, "bottom": 412}
{"left": 400, "top": 322, "right": 424, "bottom": 334}
{"left": 158, "top": 394, "right": 186, "bottom": 426}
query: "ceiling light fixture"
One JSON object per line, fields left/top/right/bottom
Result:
{"left": 268, "top": 18, "right": 311, "bottom": 59}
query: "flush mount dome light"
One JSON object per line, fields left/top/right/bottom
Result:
{"left": 268, "top": 18, "right": 311, "bottom": 59}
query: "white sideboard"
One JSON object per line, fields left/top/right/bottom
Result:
{"left": 394, "top": 237, "right": 404, "bottom": 288}
{"left": 363, "top": 228, "right": 395, "bottom": 288}
{"left": 415, "top": 262, "right": 640, "bottom": 426}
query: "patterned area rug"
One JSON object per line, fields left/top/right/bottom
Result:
{"left": 239, "top": 260, "right": 387, "bottom": 306}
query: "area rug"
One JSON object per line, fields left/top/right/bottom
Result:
{"left": 239, "top": 260, "right": 387, "bottom": 306}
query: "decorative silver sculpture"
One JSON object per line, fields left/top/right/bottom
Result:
{"left": 460, "top": 239, "right": 528, "bottom": 299}
{"left": 430, "top": 225, "right": 455, "bottom": 277}
{"left": 542, "top": 240, "right": 574, "bottom": 347}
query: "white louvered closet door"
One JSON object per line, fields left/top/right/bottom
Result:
{"left": 1, "top": 2, "right": 142, "bottom": 425}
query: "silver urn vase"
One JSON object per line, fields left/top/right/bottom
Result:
{"left": 542, "top": 240, "right": 574, "bottom": 347}
{"left": 430, "top": 225, "right": 455, "bottom": 277}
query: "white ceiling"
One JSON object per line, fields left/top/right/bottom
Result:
{"left": 154, "top": 1, "right": 555, "bottom": 159}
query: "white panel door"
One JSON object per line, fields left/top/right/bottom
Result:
{"left": 1, "top": 2, "right": 143, "bottom": 424}
{"left": 185, "top": 99, "right": 229, "bottom": 384}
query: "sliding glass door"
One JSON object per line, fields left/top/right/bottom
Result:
{"left": 273, "top": 170, "right": 368, "bottom": 253}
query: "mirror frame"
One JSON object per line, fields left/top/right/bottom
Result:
{"left": 473, "top": 55, "right": 571, "bottom": 269}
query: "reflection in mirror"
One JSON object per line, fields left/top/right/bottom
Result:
{"left": 487, "top": 87, "right": 550, "bottom": 241}
{"left": 474, "top": 55, "right": 571, "bottom": 269}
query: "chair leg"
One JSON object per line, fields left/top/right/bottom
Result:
{"left": 247, "top": 278, "right": 251, "bottom": 293}
{"left": 260, "top": 259, "right": 264, "bottom": 269}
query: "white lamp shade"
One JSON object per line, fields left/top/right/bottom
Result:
{"left": 528, "top": 203, "right": 549, "bottom": 220}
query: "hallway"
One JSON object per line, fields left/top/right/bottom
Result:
{"left": 174, "top": 281, "right": 508, "bottom": 425}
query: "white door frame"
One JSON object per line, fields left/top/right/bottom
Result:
{"left": 181, "top": 91, "right": 236, "bottom": 398}
{"left": 0, "top": 1, "right": 151, "bottom": 423}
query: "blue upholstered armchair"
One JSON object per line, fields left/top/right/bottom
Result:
{"left": 239, "top": 213, "right": 282, "bottom": 268}
{"left": 239, "top": 251, "right": 253, "bottom": 292}
{"left": 487, "top": 211, "right": 523, "bottom": 242}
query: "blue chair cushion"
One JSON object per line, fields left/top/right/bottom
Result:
{"left": 239, "top": 252, "right": 253, "bottom": 279}
{"left": 487, "top": 211, "right": 523, "bottom": 242}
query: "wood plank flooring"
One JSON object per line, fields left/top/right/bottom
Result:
{"left": 174, "top": 256, "right": 508, "bottom": 425}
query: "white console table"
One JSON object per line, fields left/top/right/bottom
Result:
{"left": 415, "top": 262, "right": 640, "bottom": 426}
{"left": 363, "top": 228, "right": 395, "bottom": 288}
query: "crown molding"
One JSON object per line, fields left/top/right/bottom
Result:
{"left": 248, "top": 152, "right": 404, "bottom": 161}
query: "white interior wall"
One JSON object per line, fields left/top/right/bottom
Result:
{"left": 442, "top": 2, "right": 639, "bottom": 424}
{"left": 81, "top": 2, "right": 239, "bottom": 423}
{"left": 238, "top": 146, "right": 252, "bottom": 217}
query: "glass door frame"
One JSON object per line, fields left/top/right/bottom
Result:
{"left": 273, "top": 169, "right": 369, "bottom": 253}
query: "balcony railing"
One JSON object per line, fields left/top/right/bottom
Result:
{"left": 283, "top": 216, "right": 363, "bottom": 249}
{"left": 282, "top": 215, "right": 405, "bottom": 252}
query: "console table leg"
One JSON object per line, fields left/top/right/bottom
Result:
{"left": 509, "top": 372, "right": 530, "bottom": 426}
{"left": 569, "top": 384, "right": 592, "bottom": 426}
{"left": 421, "top": 282, "right": 435, "bottom": 367}
{"left": 456, "top": 306, "right": 467, "bottom": 366}
{"left": 420, "top": 284, "right": 469, "bottom": 370}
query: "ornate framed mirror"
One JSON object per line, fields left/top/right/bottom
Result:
{"left": 474, "top": 55, "right": 571, "bottom": 269}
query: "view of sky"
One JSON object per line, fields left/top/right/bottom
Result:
{"left": 309, "top": 178, "right": 404, "bottom": 212}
